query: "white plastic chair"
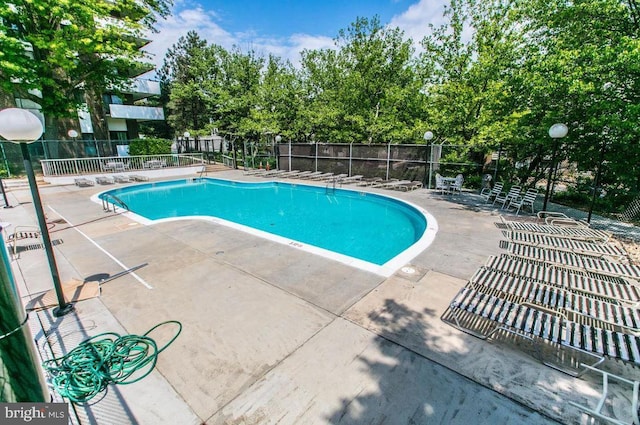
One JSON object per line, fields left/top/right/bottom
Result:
{"left": 449, "top": 174, "right": 464, "bottom": 194}
{"left": 508, "top": 188, "right": 538, "bottom": 215}
{"left": 435, "top": 173, "right": 450, "bottom": 194}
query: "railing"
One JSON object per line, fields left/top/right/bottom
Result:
{"left": 40, "top": 154, "right": 204, "bottom": 177}
{"left": 102, "top": 193, "right": 129, "bottom": 213}
{"left": 221, "top": 154, "right": 245, "bottom": 169}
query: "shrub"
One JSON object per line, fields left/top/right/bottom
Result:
{"left": 129, "top": 138, "right": 172, "bottom": 155}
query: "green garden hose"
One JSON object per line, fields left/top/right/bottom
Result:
{"left": 42, "top": 320, "right": 182, "bottom": 403}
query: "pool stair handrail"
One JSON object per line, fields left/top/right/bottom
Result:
{"left": 102, "top": 193, "right": 130, "bottom": 213}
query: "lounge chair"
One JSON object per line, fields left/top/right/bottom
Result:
{"left": 395, "top": 181, "right": 423, "bottom": 191}
{"left": 443, "top": 284, "right": 640, "bottom": 376}
{"left": 371, "top": 179, "right": 402, "bottom": 188}
{"left": 291, "top": 171, "right": 313, "bottom": 179}
{"left": 505, "top": 231, "right": 627, "bottom": 261}
{"left": 95, "top": 176, "right": 115, "bottom": 185}
{"left": 8, "top": 225, "right": 42, "bottom": 256}
{"left": 355, "top": 177, "right": 383, "bottom": 186}
{"left": 260, "top": 169, "right": 287, "bottom": 178}
{"left": 309, "top": 172, "right": 334, "bottom": 181}
{"left": 243, "top": 168, "right": 267, "bottom": 176}
{"left": 298, "top": 171, "right": 323, "bottom": 180}
{"left": 569, "top": 364, "right": 640, "bottom": 425}
{"left": 500, "top": 216, "right": 612, "bottom": 243}
{"left": 129, "top": 175, "right": 149, "bottom": 182}
{"left": 484, "top": 255, "right": 640, "bottom": 304}
{"left": 278, "top": 170, "right": 301, "bottom": 178}
{"left": 113, "top": 174, "right": 131, "bottom": 183}
{"left": 493, "top": 185, "right": 521, "bottom": 209}
{"left": 317, "top": 173, "right": 346, "bottom": 182}
{"left": 504, "top": 242, "right": 640, "bottom": 282}
{"left": 480, "top": 182, "right": 504, "bottom": 203}
{"left": 385, "top": 180, "right": 412, "bottom": 189}
{"left": 507, "top": 188, "right": 538, "bottom": 215}
{"left": 339, "top": 175, "right": 363, "bottom": 184}
{"left": 469, "top": 266, "right": 640, "bottom": 331}
{"left": 74, "top": 177, "right": 95, "bottom": 187}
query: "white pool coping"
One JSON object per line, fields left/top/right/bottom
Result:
{"left": 91, "top": 178, "right": 438, "bottom": 277}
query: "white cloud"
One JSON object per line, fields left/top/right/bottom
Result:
{"left": 143, "top": 0, "right": 450, "bottom": 75}
{"left": 389, "top": 0, "right": 449, "bottom": 48}
{"left": 144, "top": 4, "right": 336, "bottom": 71}
{"left": 143, "top": 6, "right": 235, "bottom": 69}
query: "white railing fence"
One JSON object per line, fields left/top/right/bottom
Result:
{"left": 40, "top": 154, "right": 204, "bottom": 177}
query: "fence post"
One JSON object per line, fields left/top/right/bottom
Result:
{"left": 428, "top": 141, "right": 434, "bottom": 190}
{"left": 349, "top": 143, "right": 353, "bottom": 177}
{"left": 386, "top": 143, "right": 391, "bottom": 180}
{"left": 315, "top": 142, "right": 318, "bottom": 172}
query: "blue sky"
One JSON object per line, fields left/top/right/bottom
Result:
{"left": 144, "top": 0, "right": 449, "bottom": 69}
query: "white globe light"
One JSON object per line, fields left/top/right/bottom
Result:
{"left": 275, "top": 135, "right": 282, "bottom": 143}
{"left": 183, "top": 131, "right": 190, "bottom": 138}
{"left": 0, "top": 108, "right": 44, "bottom": 143}
{"left": 548, "top": 123, "right": 568, "bottom": 139}
{"left": 423, "top": 131, "right": 434, "bottom": 141}
{"left": 68, "top": 129, "right": 78, "bottom": 138}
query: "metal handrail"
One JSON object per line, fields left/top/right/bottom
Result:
{"left": 102, "top": 193, "right": 129, "bottom": 213}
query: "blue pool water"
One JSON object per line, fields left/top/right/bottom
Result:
{"left": 99, "top": 178, "right": 430, "bottom": 267}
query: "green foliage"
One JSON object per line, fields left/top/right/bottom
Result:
{"left": 0, "top": 0, "right": 171, "bottom": 139}
{"left": 128, "top": 138, "right": 172, "bottom": 156}
{"left": 152, "top": 1, "right": 640, "bottom": 214}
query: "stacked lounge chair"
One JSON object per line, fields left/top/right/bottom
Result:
{"left": 444, "top": 284, "right": 639, "bottom": 375}
{"left": 443, "top": 214, "right": 640, "bottom": 377}
{"left": 505, "top": 231, "right": 627, "bottom": 261}
{"left": 504, "top": 242, "right": 640, "bottom": 282}
{"left": 442, "top": 213, "right": 640, "bottom": 424}
{"left": 483, "top": 255, "right": 640, "bottom": 304}
{"left": 74, "top": 177, "right": 95, "bottom": 187}
{"left": 339, "top": 175, "right": 363, "bottom": 184}
{"left": 500, "top": 216, "right": 612, "bottom": 243}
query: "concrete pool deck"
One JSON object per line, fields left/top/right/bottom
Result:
{"left": 5, "top": 171, "right": 640, "bottom": 424}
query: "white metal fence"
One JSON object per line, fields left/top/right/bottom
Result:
{"left": 40, "top": 153, "right": 204, "bottom": 177}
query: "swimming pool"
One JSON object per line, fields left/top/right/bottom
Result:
{"left": 96, "top": 178, "right": 437, "bottom": 276}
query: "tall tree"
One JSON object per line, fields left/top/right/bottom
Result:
{"left": 159, "top": 31, "right": 211, "bottom": 137}
{"left": 512, "top": 0, "right": 640, "bottom": 205}
{"left": 0, "top": 0, "right": 171, "bottom": 139}
{"left": 301, "top": 16, "right": 425, "bottom": 143}
{"left": 247, "top": 55, "right": 304, "bottom": 140}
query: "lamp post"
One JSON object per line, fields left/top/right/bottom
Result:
{"left": 275, "top": 135, "right": 282, "bottom": 171}
{"left": 183, "top": 131, "right": 190, "bottom": 153}
{"left": 0, "top": 108, "right": 73, "bottom": 317}
{"left": 542, "top": 123, "right": 568, "bottom": 212}
{"left": 424, "top": 131, "right": 434, "bottom": 189}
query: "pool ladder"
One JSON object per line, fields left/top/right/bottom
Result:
{"left": 102, "top": 193, "right": 130, "bottom": 213}
{"left": 326, "top": 177, "right": 340, "bottom": 195}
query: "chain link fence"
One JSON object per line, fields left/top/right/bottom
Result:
{"left": 277, "top": 142, "right": 485, "bottom": 187}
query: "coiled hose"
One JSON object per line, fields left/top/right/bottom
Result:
{"left": 42, "top": 320, "right": 182, "bottom": 403}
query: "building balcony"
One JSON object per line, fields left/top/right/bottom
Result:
{"left": 125, "top": 79, "right": 161, "bottom": 100}
{"left": 108, "top": 104, "right": 164, "bottom": 121}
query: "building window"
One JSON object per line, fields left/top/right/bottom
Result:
{"left": 110, "top": 131, "right": 128, "bottom": 141}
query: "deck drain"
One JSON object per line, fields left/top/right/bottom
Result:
{"left": 401, "top": 266, "right": 416, "bottom": 275}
